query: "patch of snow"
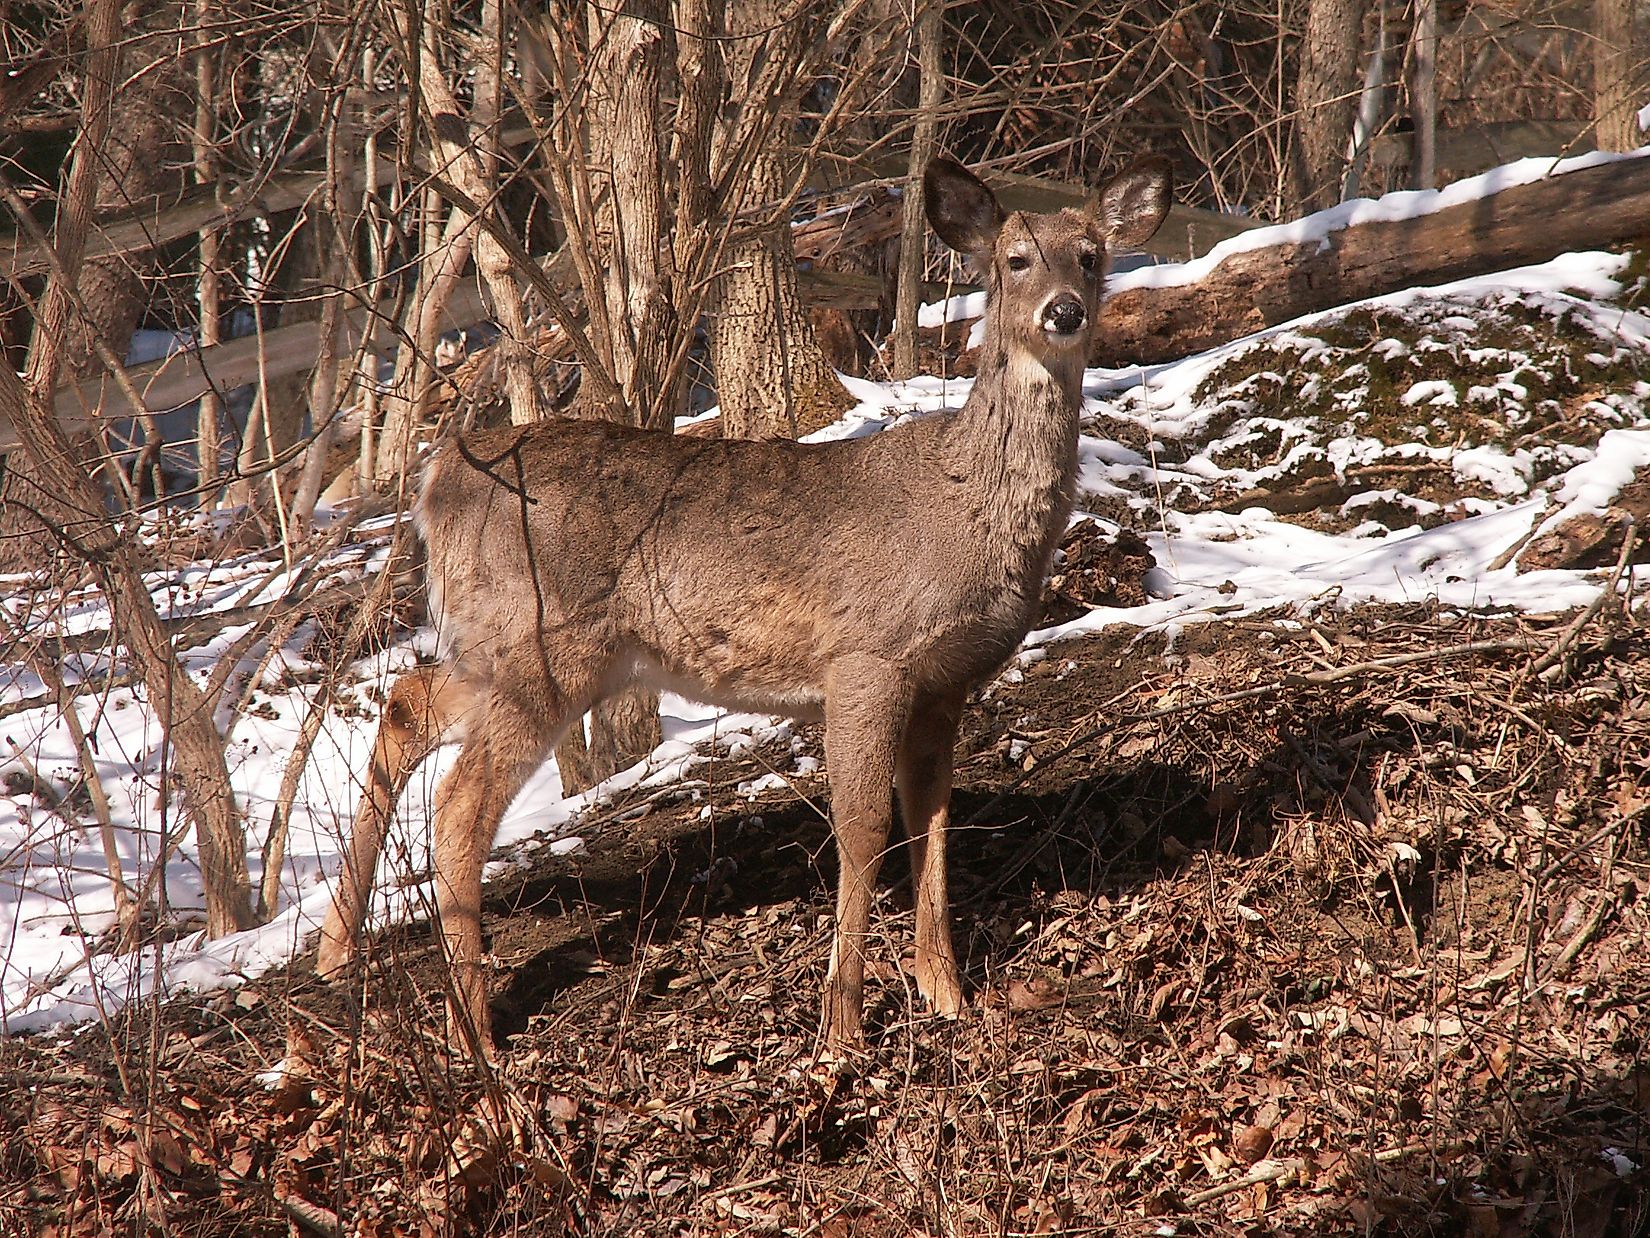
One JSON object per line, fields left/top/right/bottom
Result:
{"left": 917, "top": 290, "right": 987, "bottom": 329}
{"left": 1401, "top": 379, "right": 1458, "bottom": 407}
{"left": 1605, "top": 1147, "right": 1641, "bottom": 1178}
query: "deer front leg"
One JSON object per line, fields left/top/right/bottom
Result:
{"left": 429, "top": 647, "right": 605, "bottom": 1057}
{"left": 896, "top": 690, "right": 965, "bottom": 1017}
{"left": 820, "top": 659, "right": 911, "bottom": 1054}
{"left": 318, "top": 666, "right": 471, "bottom": 978}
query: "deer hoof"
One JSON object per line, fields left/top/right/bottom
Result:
{"left": 916, "top": 959, "right": 964, "bottom": 1017}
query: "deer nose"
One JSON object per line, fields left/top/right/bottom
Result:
{"left": 1043, "top": 297, "right": 1086, "bottom": 336}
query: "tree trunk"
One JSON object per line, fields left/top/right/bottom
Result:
{"left": 229, "top": 211, "right": 319, "bottom": 514}
{"left": 550, "top": 0, "right": 681, "bottom": 792}
{"left": 1595, "top": 0, "right": 1643, "bottom": 152}
{"left": 1293, "top": 0, "right": 1366, "bottom": 212}
{"left": 591, "top": 0, "right": 682, "bottom": 429}
{"left": 1408, "top": 0, "right": 1438, "bottom": 189}
{"left": 370, "top": 190, "right": 474, "bottom": 490}
{"left": 192, "top": 0, "right": 223, "bottom": 500}
{"left": 1, "top": 367, "right": 255, "bottom": 936}
{"left": 706, "top": 0, "right": 850, "bottom": 439}
{"left": 799, "top": 0, "right": 900, "bottom": 378}
{"left": 404, "top": 0, "right": 544, "bottom": 429}
{"left": 1339, "top": 3, "right": 1389, "bottom": 200}
{"left": 892, "top": 0, "right": 944, "bottom": 380}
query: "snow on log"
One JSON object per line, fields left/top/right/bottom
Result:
{"left": 1097, "top": 150, "right": 1650, "bottom": 367}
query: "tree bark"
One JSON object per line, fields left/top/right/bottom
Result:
{"left": 371, "top": 189, "right": 474, "bottom": 490}
{"left": 548, "top": 0, "right": 683, "bottom": 792}
{"left": 402, "top": 0, "right": 544, "bottom": 429}
{"left": 1408, "top": 0, "right": 1438, "bottom": 189}
{"left": 1595, "top": 0, "right": 1643, "bottom": 152}
{"left": 1293, "top": 0, "right": 1366, "bottom": 212}
{"left": 706, "top": 0, "right": 849, "bottom": 439}
{"left": 892, "top": 0, "right": 943, "bottom": 380}
{"left": 589, "top": 0, "right": 682, "bottom": 429}
{"left": 192, "top": 0, "right": 223, "bottom": 499}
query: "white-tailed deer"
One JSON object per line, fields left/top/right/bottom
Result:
{"left": 317, "top": 154, "right": 1172, "bottom": 1055}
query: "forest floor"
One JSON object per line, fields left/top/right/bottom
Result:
{"left": 6, "top": 586, "right": 1650, "bottom": 1236}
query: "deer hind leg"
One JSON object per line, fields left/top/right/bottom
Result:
{"left": 317, "top": 664, "right": 473, "bottom": 978}
{"left": 820, "top": 658, "right": 912, "bottom": 1054}
{"left": 896, "top": 690, "right": 965, "bottom": 1018}
{"left": 429, "top": 643, "right": 609, "bottom": 1055}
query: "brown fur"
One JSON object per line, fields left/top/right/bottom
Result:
{"left": 317, "top": 155, "right": 1173, "bottom": 1057}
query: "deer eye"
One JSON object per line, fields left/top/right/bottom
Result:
{"left": 1078, "top": 250, "right": 1099, "bottom": 273}
{"left": 1006, "top": 254, "right": 1031, "bottom": 272}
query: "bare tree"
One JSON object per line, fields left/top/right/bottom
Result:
{"left": 12, "top": 0, "right": 1637, "bottom": 946}
{"left": 1294, "top": 0, "right": 1366, "bottom": 210}
{"left": 402, "top": 0, "right": 544, "bottom": 429}
{"left": 2, "top": 0, "right": 253, "bottom": 935}
{"left": 0, "top": 1, "right": 191, "bottom": 566}
{"left": 192, "top": 0, "right": 225, "bottom": 501}
{"left": 1409, "top": 0, "right": 1438, "bottom": 189}
{"left": 524, "top": 0, "right": 867, "bottom": 788}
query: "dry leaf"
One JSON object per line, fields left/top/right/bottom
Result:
{"left": 1234, "top": 1124, "right": 1275, "bottom": 1164}
{"left": 1006, "top": 976, "right": 1065, "bottom": 1011}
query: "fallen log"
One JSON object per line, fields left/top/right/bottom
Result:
{"left": 1096, "top": 150, "right": 1650, "bottom": 367}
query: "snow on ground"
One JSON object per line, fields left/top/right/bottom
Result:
{"left": 5, "top": 188, "right": 1650, "bottom": 1035}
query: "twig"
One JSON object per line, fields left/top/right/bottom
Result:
{"left": 1538, "top": 809, "right": 1647, "bottom": 883}
{"left": 1280, "top": 726, "right": 1377, "bottom": 827}
{"left": 1183, "top": 1158, "right": 1297, "bottom": 1205}
{"left": 48, "top": 668, "right": 138, "bottom": 940}
{"left": 701, "top": 1171, "right": 787, "bottom": 1202}
{"left": 1540, "top": 891, "right": 1617, "bottom": 985}
{"left": 1366, "top": 1141, "right": 1463, "bottom": 1165}
{"left": 1528, "top": 518, "right": 1636, "bottom": 679}
{"left": 259, "top": 566, "right": 401, "bottom": 920}
{"left": 1281, "top": 639, "right": 1529, "bottom": 685}
{"left": 0, "top": 572, "right": 410, "bottom": 723}
{"left": 0, "top": 1067, "right": 111, "bottom": 1087}
{"left": 274, "top": 1195, "right": 340, "bottom": 1238}
{"left": 1486, "top": 500, "right": 1550, "bottom": 572}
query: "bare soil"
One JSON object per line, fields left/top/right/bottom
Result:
{"left": 5, "top": 597, "right": 1650, "bottom": 1236}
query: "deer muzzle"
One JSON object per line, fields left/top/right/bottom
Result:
{"left": 1041, "top": 295, "right": 1087, "bottom": 337}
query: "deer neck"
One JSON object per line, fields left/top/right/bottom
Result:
{"left": 942, "top": 330, "right": 1084, "bottom": 580}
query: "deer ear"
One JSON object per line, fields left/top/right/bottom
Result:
{"left": 924, "top": 157, "right": 1006, "bottom": 256}
{"left": 1094, "top": 156, "right": 1173, "bottom": 250}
